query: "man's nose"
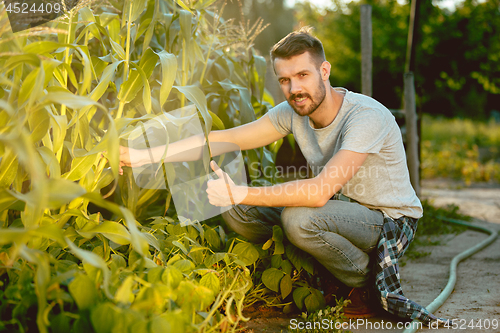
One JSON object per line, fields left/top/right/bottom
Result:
{"left": 289, "top": 79, "right": 302, "bottom": 95}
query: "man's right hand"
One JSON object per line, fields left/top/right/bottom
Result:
{"left": 119, "top": 146, "right": 150, "bottom": 175}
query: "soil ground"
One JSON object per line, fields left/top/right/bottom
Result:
{"left": 241, "top": 179, "right": 500, "bottom": 333}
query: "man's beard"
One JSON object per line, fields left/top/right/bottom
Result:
{"left": 288, "top": 78, "right": 327, "bottom": 117}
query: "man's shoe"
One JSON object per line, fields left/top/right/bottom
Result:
{"left": 317, "top": 270, "right": 346, "bottom": 305}
{"left": 342, "top": 287, "right": 377, "bottom": 319}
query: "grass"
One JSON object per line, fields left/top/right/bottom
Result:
{"left": 421, "top": 115, "right": 500, "bottom": 184}
{"left": 402, "top": 199, "right": 472, "bottom": 263}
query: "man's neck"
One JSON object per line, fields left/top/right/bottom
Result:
{"left": 310, "top": 87, "right": 344, "bottom": 129}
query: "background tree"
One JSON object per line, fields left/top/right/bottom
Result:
{"left": 294, "top": 0, "right": 500, "bottom": 119}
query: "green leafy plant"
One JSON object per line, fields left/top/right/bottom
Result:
{"left": 291, "top": 300, "right": 350, "bottom": 333}
{"left": 0, "top": 0, "right": 284, "bottom": 331}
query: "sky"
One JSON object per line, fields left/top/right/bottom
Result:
{"left": 283, "top": 0, "right": 478, "bottom": 12}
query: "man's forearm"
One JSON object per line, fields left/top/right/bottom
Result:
{"left": 143, "top": 131, "right": 236, "bottom": 164}
{"left": 237, "top": 177, "right": 341, "bottom": 208}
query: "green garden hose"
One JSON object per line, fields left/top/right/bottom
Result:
{"left": 402, "top": 216, "right": 498, "bottom": 333}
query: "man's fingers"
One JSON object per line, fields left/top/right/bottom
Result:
{"left": 210, "top": 160, "right": 225, "bottom": 178}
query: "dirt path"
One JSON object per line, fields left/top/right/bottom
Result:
{"left": 243, "top": 180, "right": 500, "bottom": 332}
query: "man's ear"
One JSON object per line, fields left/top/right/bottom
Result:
{"left": 320, "top": 61, "right": 331, "bottom": 80}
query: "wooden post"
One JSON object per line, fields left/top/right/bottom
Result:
{"left": 361, "top": 5, "right": 372, "bottom": 97}
{"left": 405, "top": 0, "right": 421, "bottom": 73}
{"left": 404, "top": 72, "right": 420, "bottom": 197}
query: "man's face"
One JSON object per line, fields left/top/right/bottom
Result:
{"left": 274, "top": 52, "right": 327, "bottom": 117}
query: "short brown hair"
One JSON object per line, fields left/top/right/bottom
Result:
{"left": 270, "top": 26, "right": 326, "bottom": 69}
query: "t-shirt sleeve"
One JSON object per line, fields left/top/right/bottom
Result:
{"left": 340, "top": 108, "right": 392, "bottom": 154}
{"left": 266, "top": 102, "right": 293, "bottom": 135}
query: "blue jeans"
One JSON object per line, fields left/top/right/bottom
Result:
{"left": 221, "top": 199, "right": 384, "bottom": 288}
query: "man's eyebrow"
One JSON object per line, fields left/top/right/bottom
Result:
{"left": 278, "top": 70, "right": 311, "bottom": 81}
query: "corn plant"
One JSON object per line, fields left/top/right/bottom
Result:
{"left": 0, "top": 0, "right": 281, "bottom": 331}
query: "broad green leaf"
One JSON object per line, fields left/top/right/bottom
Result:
{"left": 0, "top": 149, "right": 18, "bottom": 187}
{"left": 40, "top": 92, "right": 105, "bottom": 110}
{"left": 3, "top": 54, "right": 40, "bottom": 73}
{"left": 172, "top": 240, "right": 188, "bottom": 254}
{"left": 119, "top": 206, "right": 149, "bottom": 256}
{"left": 204, "top": 227, "right": 220, "bottom": 249}
{"left": 109, "top": 38, "right": 125, "bottom": 60}
{"left": 79, "top": 8, "right": 101, "bottom": 40}
{"left": 271, "top": 255, "right": 282, "bottom": 268}
{"left": 130, "top": 0, "right": 147, "bottom": 22}
{"left": 130, "top": 62, "right": 152, "bottom": 114}
{"left": 173, "top": 259, "right": 194, "bottom": 273}
{"left": 302, "top": 255, "right": 314, "bottom": 275}
{"left": 193, "top": 0, "right": 218, "bottom": 9}
{"left": 23, "top": 41, "right": 64, "bottom": 54}
{"left": 304, "top": 288, "right": 325, "bottom": 313}
{"left": 75, "top": 45, "right": 94, "bottom": 95}
{"left": 173, "top": 0, "right": 193, "bottom": 13}
{"left": 293, "top": 287, "right": 310, "bottom": 310}
{"left": 49, "top": 114, "right": 68, "bottom": 154}
{"left": 79, "top": 221, "right": 131, "bottom": 245}
{"left": 141, "top": 232, "right": 162, "bottom": 253}
{"left": 179, "top": 10, "right": 192, "bottom": 41}
{"left": 46, "top": 179, "right": 87, "bottom": 209}
{"left": 155, "top": 50, "right": 177, "bottom": 107}
{"left": 66, "top": 238, "right": 112, "bottom": 299}
{"left": 173, "top": 85, "right": 212, "bottom": 136}
{"left": 262, "top": 268, "right": 284, "bottom": 293}
{"left": 246, "top": 149, "right": 260, "bottom": 181}
{"left": 0, "top": 228, "right": 30, "bottom": 245}
{"left": 28, "top": 109, "right": 50, "bottom": 143}
{"left": 274, "top": 241, "right": 285, "bottom": 255}
{"left": 262, "top": 238, "right": 273, "bottom": 251}
{"left": 208, "top": 110, "right": 224, "bottom": 130}
{"left": 107, "top": 18, "right": 121, "bottom": 43}
{"left": 18, "top": 67, "right": 44, "bottom": 110}
{"left": 286, "top": 245, "right": 302, "bottom": 272}
{"left": 231, "top": 242, "right": 259, "bottom": 266}
{"left": 69, "top": 274, "right": 98, "bottom": 310}
{"left": 162, "top": 266, "right": 183, "bottom": 288}
{"left": 63, "top": 154, "right": 98, "bottom": 181}
{"left": 90, "top": 61, "right": 122, "bottom": 102}
{"left": 31, "top": 224, "right": 66, "bottom": 246}
{"left": 90, "top": 302, "right": 119, "bottom": 333}
{"left": 200, "top": 272, "right": 220, "bottom": 294}
{"left": 205, "top": 252, "right": 225, "bottom": 267}
{"left": 281, "top": 260, "right": 293, "bottom": 276}
{"left": 18, "top": 247, "right": 50, "bottom": 333}
{"left": 142, "top": 0, "right": 159, "bottom": 51}
{"left": 118, "top": 49, "right": 158, "bottom": 108}
{"left": 238, "top": 87, "right": 255, "bottom": 124}
{"left": 115, "top": 275, "right": 135, "bottom": 304}
{"left": 150, "top": 316, "right": 172, "bottom": 333}
{"left": 147, "top": 267, "right": 164, "bottom": 283}
{"left": 272, "top": 225, "right": 283, "bottom": 242}
{"left": 280, "top": 274, "right": 293, "bottom": 299}
{"left": 253, "top": 55, "right": 267, "bottom": 100}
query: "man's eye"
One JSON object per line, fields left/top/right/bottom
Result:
{"left": 300, "top": 73, "right": 307, "bottom": 77}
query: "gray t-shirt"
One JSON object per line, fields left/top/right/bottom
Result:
{"left": 268, "top": 87, "right": 423, "bottom": 219}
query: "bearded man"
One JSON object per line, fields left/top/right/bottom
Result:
{"left": 120, "top": 27, "right": 451, "bottom": 325}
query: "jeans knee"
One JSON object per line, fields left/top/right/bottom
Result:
{"left": 281, "top": 206, "right": 316, "bottom": 244}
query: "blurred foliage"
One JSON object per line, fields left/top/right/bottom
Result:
{"left": 295, "top": 0, "right": 500, "bottom": 119}
{"left": 421, "top": 115, "right": 500, "bottom": 184}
